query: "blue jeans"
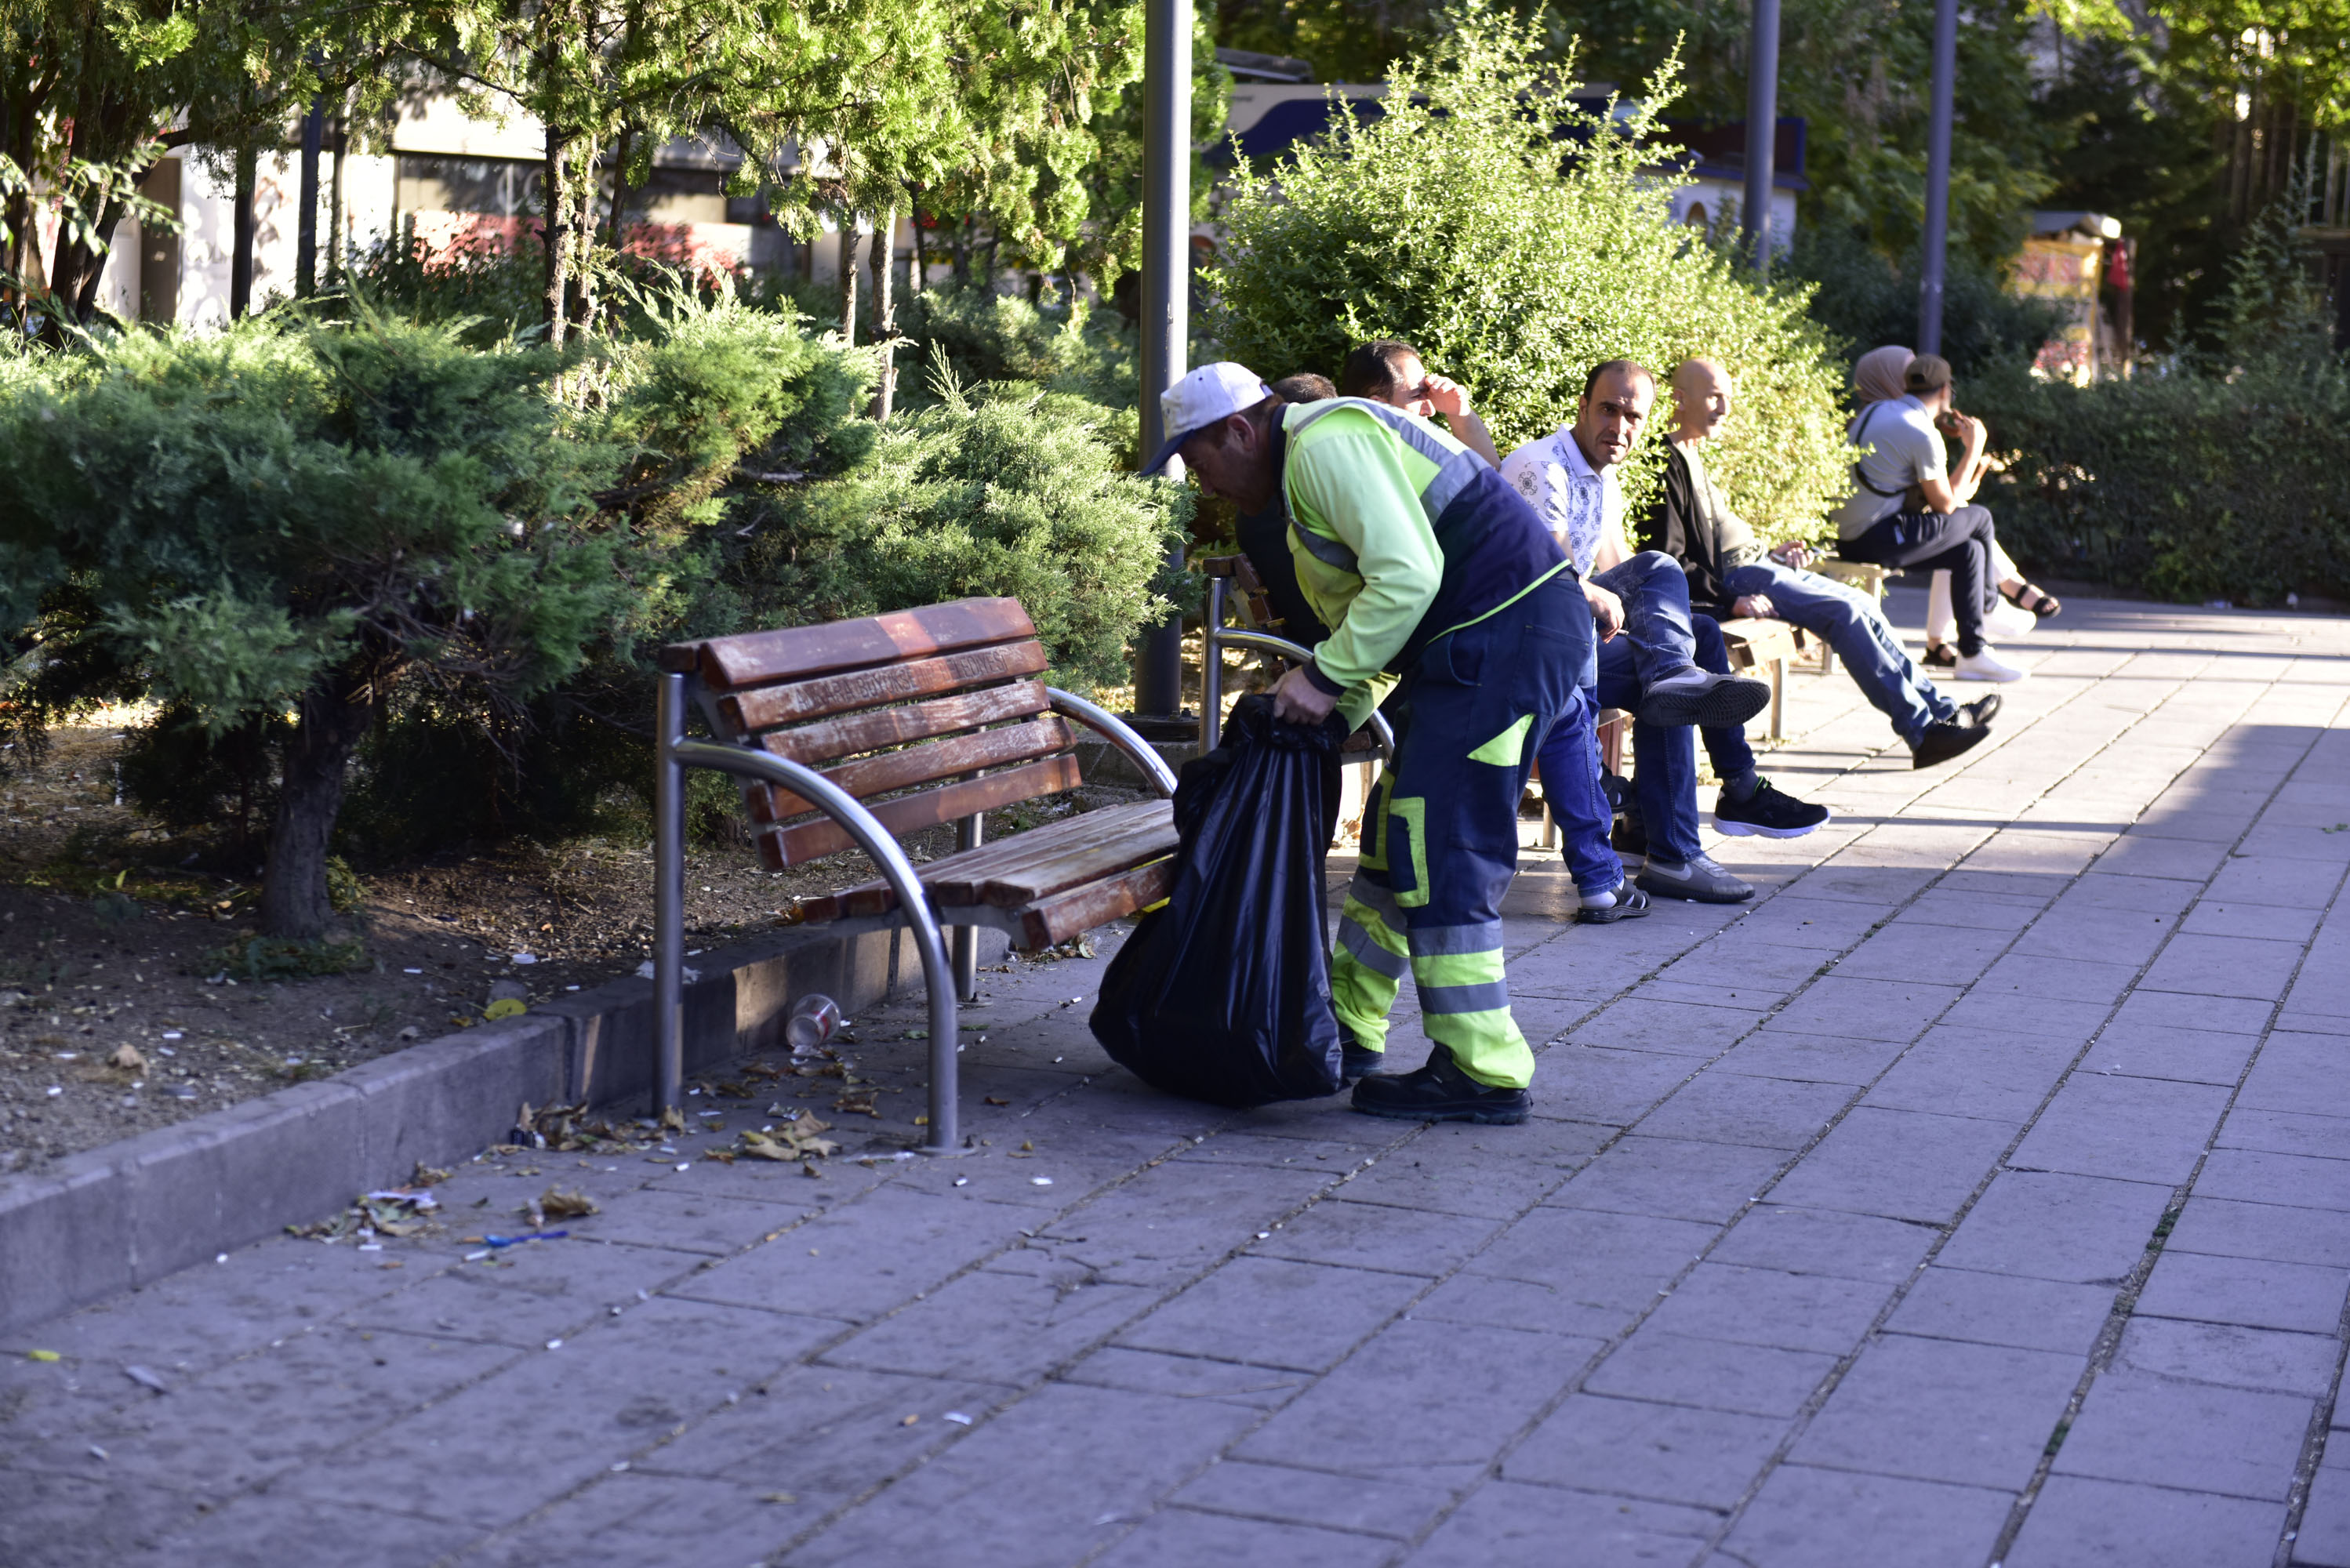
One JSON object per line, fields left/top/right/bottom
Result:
{"left": 1691, "top": 615, "right": 1758, "bottom": 789}
{"left": 1723, "top": 561, "right": 1957, "bottom": 744}
{"left": 1590, "top": 552, "right": 1698, "bottom": 686}
{"left": 1532, "top": 684, "right": 1622, "bottom": 897}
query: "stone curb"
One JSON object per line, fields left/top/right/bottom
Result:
{"left": 0, "top": 918, "right": 1005, "bottom": 1334}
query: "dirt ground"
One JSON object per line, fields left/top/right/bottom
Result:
{"left": 0, "top": 724, "right": 1151, "bottom": 1175}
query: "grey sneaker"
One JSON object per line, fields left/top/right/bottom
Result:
{"left": 1636, "top": 852, "right": 1755, "bottom": 904}
{"left": 1637, "top": 668, "right": 1773, "bottom": 729}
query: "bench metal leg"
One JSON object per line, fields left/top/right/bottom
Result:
{"left": 1200, "top": 578, "right": 1225, "bottom": 753}
{"left": 1769, "top": 655, "right": 1786, "bottom": 742}
{"left": 654, "top": 674, "right": 688, "bottom": 1116}
{"left": 660, "top": 675, "right": 962, "bottom": 1154}
{"left": 952, "top": 813, "right": 982, "bottom": 1003}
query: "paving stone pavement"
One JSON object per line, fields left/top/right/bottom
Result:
{"left": 8, "top": 591, "right": 2350, "bottom": 1568}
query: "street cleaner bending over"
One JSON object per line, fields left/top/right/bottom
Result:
{"left": 1146, "top": 363, "right": 1590, "bottom": 1126}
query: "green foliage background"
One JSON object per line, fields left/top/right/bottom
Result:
{"left": 1205, "top": 6, "right": 1853, "bottom": 541}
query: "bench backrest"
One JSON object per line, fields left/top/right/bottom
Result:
{"left": 658, "top": 597, "right": 1082, "bottom": 869}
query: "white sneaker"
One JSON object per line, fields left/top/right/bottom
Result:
{"left": 1953, "top": 648, "right": 2026, "bottom": 683}
{"left": 1987, "top": 600, "right": 2038, "bottom": 638}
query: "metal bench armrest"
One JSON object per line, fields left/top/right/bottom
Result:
{"left": 1048, "top": 688, "right": 1181, "bottom": 797}
{"left": 655, "top": 673, "right": 960, "bottom": 1152}
{"left": 1206, "top": 629, "right": 1397, "bottom": 759}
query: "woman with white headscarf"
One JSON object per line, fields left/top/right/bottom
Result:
{"left": 1850, "top": 347, "right": 2061, "bottom": 668}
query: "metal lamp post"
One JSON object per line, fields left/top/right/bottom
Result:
{"left": 1918, "top": 0, "right": 1958, "bottom": 355}
{"left": 1130, "top": 0, "right": 1191, "bottom": 722}
{"left": 1742, "top": 0, "right": 1781, "bottom": 274}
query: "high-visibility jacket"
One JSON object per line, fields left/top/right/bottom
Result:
{"left": 1278, "top": 399, "right": 1570, "bottom": 728}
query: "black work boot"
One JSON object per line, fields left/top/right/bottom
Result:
{"left": 1339, "top": 1038, "right": 1386, "bottom": 1086}
{"left": 1350, "top": 1046, "right": 1530, "bottom": 1124}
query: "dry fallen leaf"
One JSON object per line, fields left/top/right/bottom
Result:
{"left": 982, "top": 1096, "right": 1009, "bottom": 1106}
{"left": 411, "top": 1163, "right": 454, "bottom": 1187}
{"left": 108, "top": 1044, "right": 147, "bottom": 1074}
{"left": 537, "top": 1185, "right": 598, "bottom": 1220}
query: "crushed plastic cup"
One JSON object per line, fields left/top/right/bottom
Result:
{"left": 786, "top": 994, "right": 842, "bottom": 1055}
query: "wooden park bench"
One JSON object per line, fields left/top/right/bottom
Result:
{"left": 1716, "top": 616, "right": 1808, "bottom": 742}
{"left": 652, "top": 597, "right": 1182, "bottom": 1152}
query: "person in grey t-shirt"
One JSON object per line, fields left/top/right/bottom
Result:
{"left": 1651, "top": 358, "right": 1996, "bottom": 771}
{"left": 1830, "top": 352, "right": 2025, "bottom": 684}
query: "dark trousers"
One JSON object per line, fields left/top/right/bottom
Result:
{"left": 1841, "top": 505, "right": 1999, "bottom": 656}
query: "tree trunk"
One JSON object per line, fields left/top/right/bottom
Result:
{"left": 231, "top": 143, "right": 256, "bottom": 319}
{"left": 71, "top": 198, "right": 123, "bottom": 318}
{"left": 605, "top": 125, "right": 633, "bottom": 256}
{"left": 326, "top": 114, "right": 347, "bottom": 285}
{"left": 296, "top": 100, "right": 323, "bottom": 298}
{"left": 952, "top": 216, "right": 968, "bottom": 286}
{"left": 908, "top": 187, "right": 927, "bottom": 296}
{"left": 259, "top": 679, "right": 377, "bottom": 940}
{"left": 543, "top": 119, "right": 572, "bottom": 347}
{"left": 837, "top": 212, "right": 858, "bottom": 344}
{"left": 871, "top": 209, "right": 897, "bottom": 420}
{"left": 568, "top": 136, "right": 598, "bottom": 332}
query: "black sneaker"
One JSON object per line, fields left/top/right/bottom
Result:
{"left": 1963, "top": 694, "right": 2001, "bottom": 727}
{"left": 1713, "top": 778, "right": 1831, "bottom": 839}
{"left": 1351, "top": 1046, "right": 1530, "bottom": 1124}
{"left": 1911, "top": 718, "right": 1991, "bottom": 769}
{"left": 1575, "top": 878, "right": 1653, "bottom": 924}
{"left": 1339, "top": 1040, "right": 1386, "bottom": 1086}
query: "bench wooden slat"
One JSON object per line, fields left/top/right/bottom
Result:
{"left": 795, "top": 801, "right": 1177, "bottom": 921}
{"left": 1017, "top": 856, "right": 1176, "bottom": 950}
{"left": 752, "top": 681, "right": 1049, "bottom": 767}
{"left": 935, "top": 815, "right": 1181, "bottom": 909}
{"left": 666, "top": 597, "right": 1034, "bottom": 688}
{"left": 1716, "top": 616, "right": 1801, "bottom": 668}
{"left": 717, "top": 641, "right": 1049, "bottom": 734}
{"left": 750, "top": 714, "right": 1075, "bottom": 822}
{"left": 758, "top": 753, "right": 1085, "bottom": 868}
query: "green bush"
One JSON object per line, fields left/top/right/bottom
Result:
{"left": 736, "top": 361, "right": 1189, "bottom": 691}
{"left": 1203, "top": 4, "right": 1854, "bottom": 541}
{"left": 900, "top": 285, "right": 1142, "bottom": 418}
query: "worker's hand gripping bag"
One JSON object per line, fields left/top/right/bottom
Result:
{"left": 1090, "top": 694, "right": 1346, "bottom": 1105}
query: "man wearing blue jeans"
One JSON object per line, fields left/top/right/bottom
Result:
{"left": 1654, "top": 359, "right": 1997, "bottom": 771}
{"left": 1509, "top": 361, "right": 1829, "bottom": 906}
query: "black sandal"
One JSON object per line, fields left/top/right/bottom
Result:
{"left": 1921, "top": 641, "right": 1956, "bottom": 668}
{"left": 2001, "top": 582, "right": 2061, "bottom": 619}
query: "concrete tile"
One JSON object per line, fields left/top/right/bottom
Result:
{"left": 2007, "top": 1073, "right": 2232, "bottom": 1185}
{"left": 1095, "top": 1508, "right": 1392, "bottom": 1568}
{"left": 1886, "top": 1267, "right": 2116, "bottom": 1356}
{"left": 1584, "top": 1330, "right": 1838, "bottom": 1418}
{"left": 1236, "top": 1319, "right": 1600, "bottom": 1472}
{"left": 1408, "top": 1481, "right": 1716, "bottom": 1567}
{"left": 1765, "top": 976, "right": 1961, "bottom": 1043}
{"left": 1549, "top": 1136, "right": 1788, "bottom": 1224}
{"left": 2205, "top": 855, "right": 2348, "bottom": 909}
{"left": 145, "top": 1494, "right": 478, "bottom": 1568}
{"left": 1173, "top": 1457, "right": 1462, "bottom": 1540}
{"left": 2138, "top": 1250, "right": 2349, "bottom": 1336}
{"left": 1536, "top": 1047, "right": 1699, "bottom": 1126}
{"left": 1744, "top": 896, "right": 1903, "bottom": 949}
{"left": 1718, "top": 1464, "right": 2013, "bottom": 1568}
{"left": 2003, "top": 1475, "right": 2284, "bottom": 1568}
{"left": 778, "top": 1382, "right": 1259, "bottom": 1568}
{"left": 2216, "top": 1108, "right": 2350, "bottom": 1160}
{"left": 1935, "top": 1171, "right": 2173, "bottom": 1285}
{"left": 1565, "top": 996, "right": 1768, "bottom": 1058}
{"left": 2165, "top": 1196, "right": 2350, "bottom": 1268}
{"left": 2088, "top": 1021, "right": 2259, "bottom": 1086}
{"left": 1709, "top": 1203, "right": 1937, "bottom": 1286}
{"left": 2238, "top": 1033, "right": 2350, "bottom": 1120}
{"left": 2114, "top": 1316, "right": 2340, "bottom": 1397}
{"left": 1470, "top": 1207, "right": 1720, "bottom": 1309}
{"left": 1792, "top": 1334, "right": 2083, "bottom": 1490}
{"left": 2091, "top": 835, "right": 2232, "bottom": 882}
{"left": 669, "top": 1185, "right": 1035, "bottom": 1323}
{"left": 2297, "top": 1465, "right": 2350, "bottom": 1567}
{"left": 2196, "top": 1147, "right": 2350, "bottom": 1212}
{"left": 1504, "top": 1394, "right": 1785, "bottom": 1510}
{"left": 1059, "top": 1347, "right": 1309, "bottom": 1410}
{"left": 1654, "top": 940, "right": 1836, "bottom": 996}
{"left": 2052, "top": 1369, "right": 2311, "bottom": 1501}
{"left": 1789, "top": 865, "right": 1943, "bottom": 905}
{"left": 1767, "top": 1107, "right": 2018, "bottom": 1225}
{"left": 1894, "top": 888, "right": 2050, "bottom": 933}
{"left": 2181, "top": 901, "right": 2323, "bottom": 944}
{"left": 1938, "top": 990, "right": 2112, "bottom": 1042}
{"left": 1974, "top": 953, "right": 2141, "bottom": 1007}
{"left": 1409, "top": 1270, "right": 1637, "bottom": 1341}
{"left": 1832, "top": 923, "right": 2011, "bottom": 987}
{"left": 1024, "top": 1160, "right": 1334, "bottom": 1288}
{"left": 2139, "top": 933, "right": 2309, "bottom": 1001}
{"left": 1644, "top": 1262, "right": 1893, "bottom": 1355}
{"left": 1710, "top": 1029, "right": 1909, "bottom": 1086}
{"left": 2108, "top": 988, "right": 2278, "bottom": 1036}
{"left": 1635, "top": 1073, "right": 1858, "bottom": 1150}
{"left": 1861, "top": 1029, "right": 2076, "bottom": 1122}
{"left": 1116, "top": 1258, "right": 1426, "bottom": 1374}
{"left": 1254, "top": 1198, "right": 1506, "bottom": 1279}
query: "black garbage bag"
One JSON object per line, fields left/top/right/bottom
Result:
{"left": 1090, "top": 694, "right": 1348, "bottom": 1106}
